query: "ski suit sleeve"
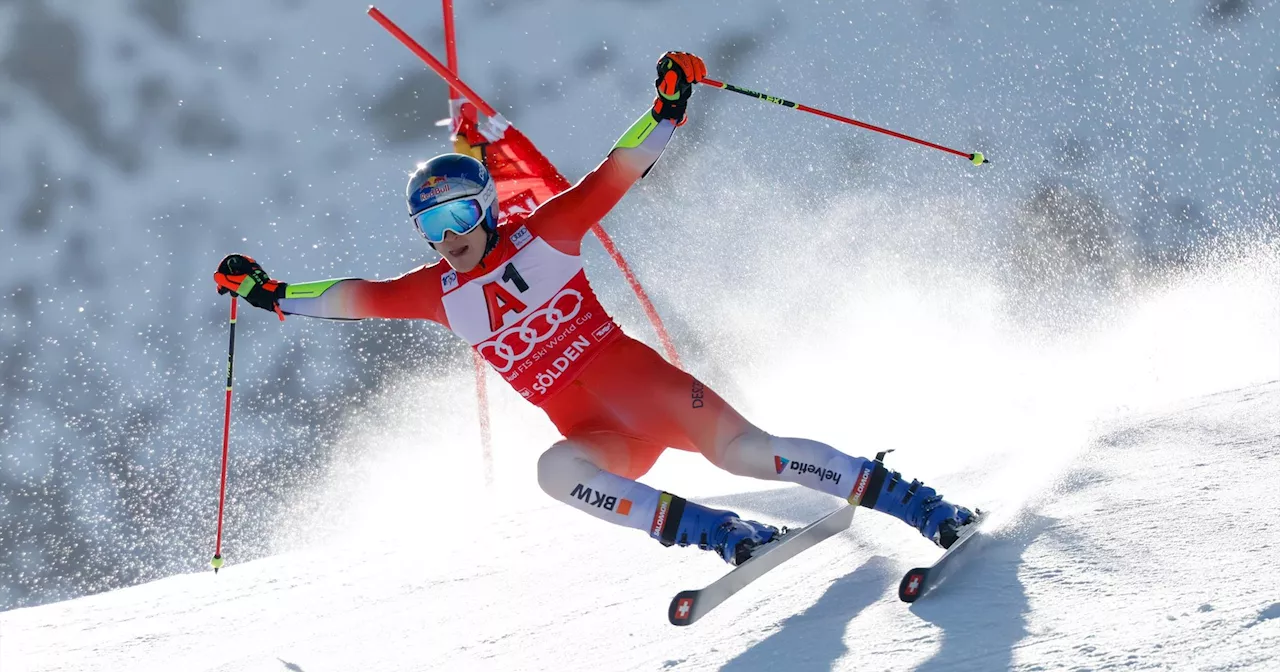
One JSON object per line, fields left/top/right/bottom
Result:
{"left": 276, "top": 264, "right": 447, "bottom": 324}
{"left": 525, "top": 110, "right": 679, "bottom": 254}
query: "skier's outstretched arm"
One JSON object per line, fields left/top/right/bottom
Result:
{"left": 213, "top": 254, "right": 445, "bottom": 322}
{"left": 530, "top": 52, "right": 706, "bottom": 253}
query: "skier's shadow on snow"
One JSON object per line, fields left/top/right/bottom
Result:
{"left": 704, "top": 487, "right": 893, "bottom": 672}
{"left": 910, "top": 513, "right": 1058, "bottom": 672}
{"left": 717, "top": 555, "right": 897, "bottom": 672}
{"left": 703, "top": 488, "right": 1058, "bottom": 672}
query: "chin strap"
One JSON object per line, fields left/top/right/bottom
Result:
{"left": 482, "top": 226, "right": 500, "bottom": 257}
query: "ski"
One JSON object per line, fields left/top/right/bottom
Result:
{"left": 668, "top": 504, "right": 856, "bottom": 626}
{"left": 897, "top": 511, "right": 987, "bottom": 603}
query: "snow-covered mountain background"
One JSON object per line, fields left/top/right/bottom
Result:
{"left": 1, "top": 0, "right": 1278, "bottom": 665}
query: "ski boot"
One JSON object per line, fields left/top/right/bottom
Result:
{"left": 853, "top": 451, "right": 976, "bottom": 549}
{"left": 651, "top": 494, "right": 779, "bottom": 565}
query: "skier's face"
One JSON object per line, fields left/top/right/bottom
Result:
{"left": 433, "top": 225, "right": 488, "bottom": 272}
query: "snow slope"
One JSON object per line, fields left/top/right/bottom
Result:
{"left": 2, "top": 380, "right": 1278, "bottom": 671}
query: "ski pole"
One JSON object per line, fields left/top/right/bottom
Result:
{"left": 211, "top": 296, "right": 237, "bottom": 573}
{"left": 699, "top": 77, "right": 988, "bottom": 166}
{"left": 442, "top": 0, "right": 460, "bottom": 102}
{"left": 368, "top": 6, "right": 500, "bottom": 119}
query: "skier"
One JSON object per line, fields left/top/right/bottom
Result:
{"left": 214, "top": 52, "right": 975, "bottom": 565}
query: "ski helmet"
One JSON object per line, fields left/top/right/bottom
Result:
{"left": 405, "top": 153, "right": 499, "bottom": 244}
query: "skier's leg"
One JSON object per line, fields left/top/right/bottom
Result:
{"left": 715, "top": 431, "right": 975, "bottom": 546}
{"left": 574, "top": 337, "right": 975, "bottom": 547}
{"left": 705, "top": 419, "right": 976, "bottom": 547}
{"left": 535, "top": 432, "right": 776, "bottom": 564}
{"left": 701, "top": 420, "right": 977, "bottom": 546}
{"left": 536, "top": 432, "right": 666, "bottom": 534}
{"left": 575, "top": 340, "right": 866, "bottom": 495}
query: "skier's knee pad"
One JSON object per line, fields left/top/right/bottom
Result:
{"left": 536, "top": 441, "right": 602, "bottom": 499}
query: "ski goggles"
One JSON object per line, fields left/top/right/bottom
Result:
{"left": 412, "top": 198, "right": 487, "bottom": 244}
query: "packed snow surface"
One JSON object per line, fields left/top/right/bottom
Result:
{"left": 3, "top": 381, "right": 1278, "bottom": 670}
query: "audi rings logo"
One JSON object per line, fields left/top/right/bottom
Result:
{"left": 477, "top": 289, "right": 583, "bottom": 372}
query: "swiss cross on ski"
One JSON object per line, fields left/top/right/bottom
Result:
{"left": 904, "top": 573, "right": 924, "bottom": 598}
{"left": 675, "top": 598, "right": 693, "bottom": 620}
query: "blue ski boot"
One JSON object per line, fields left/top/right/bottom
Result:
{"left": 650, "top": 493, "right": 779, "bottom": 565}
{"left": 852, "top": 451, "right": 975, "bottom": 549}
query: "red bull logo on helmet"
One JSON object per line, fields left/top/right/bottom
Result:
{"left": 418, "top": 179, "right": 452, "bottom": 203}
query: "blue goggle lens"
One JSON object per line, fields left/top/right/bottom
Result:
{"left": 413, "top": 198, "right": 486, "bottom": 244}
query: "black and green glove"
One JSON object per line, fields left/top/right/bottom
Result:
{"left": 652, "top": 51, "right": 707, "bottom": 124}
{"left": 214, "top": 254, "right": 286, "bottom": 318}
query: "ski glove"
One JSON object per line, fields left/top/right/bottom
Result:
{"left": 214, "top": 254, "right": 286, "bottom": 319}
{"left": 652, "top": 51, "right": 707, "bottom": 124}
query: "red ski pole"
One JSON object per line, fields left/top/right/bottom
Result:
{"left": 368, "top": 6, "right": 499, "bottom": 119}
{"left": 699, "top": 78, "right": 988, "bottom": 165}
{"left": 442, "top": 0, "right": 460, "bottom": 101}
{"left": 210, "top": 296, "right": 237, "bottom": 572}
